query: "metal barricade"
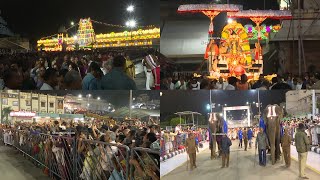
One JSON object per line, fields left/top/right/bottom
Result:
{"left": 160, "top": 133, "right": 188, "bottom": 158}
{"left": 130, "top": 147, "right": 160, "bottom": 180}
{"left": 1, "top": 129, "right": 133, "bottom": 180}
{"left": 76, "top": 138, "right": 130, "bottom": 180}
{"left": 3, "top": 128, "right": 14, "bottom": 145}
{"left": 10, "top": 130, "right": 77, "bottom": 180}
{"left": 0, "top": 127, "right": 3, "bottom": 144}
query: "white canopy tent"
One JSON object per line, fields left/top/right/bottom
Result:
{"left": 174, "top": 111, "right": 202, "bottom": 128}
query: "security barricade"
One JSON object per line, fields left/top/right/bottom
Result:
{"left": 76, "top": 139, "right": 130, "bottom": 180}
{"left": 130, "top": 147, "right": 160, "bottom": 180}
{"left": 10, "top": 130, "right": 76, "bottom": 180}
{"left": 160, "top": 132, "right": 188, "bottom": 158}
{"left": 3, "top": 130, "right": 133, "bottom": 180}
{"left": 0, "top": 127, "right": 3, "bottom": 144}
{"left": 3, "top": 128, "right": 14, "bottom": 145}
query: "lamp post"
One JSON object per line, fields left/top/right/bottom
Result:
{"left": 257, "top": 90, "right": 261, "bottom": 116}
{"left": 126, "top": 20, "right": 137, "bottom": 44}
{"left": 127, "top": 5, "right": 134, "bottom": 13}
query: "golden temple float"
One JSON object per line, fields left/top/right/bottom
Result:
{"left": 203, "top": 20, "right": 264, "bottom": 80}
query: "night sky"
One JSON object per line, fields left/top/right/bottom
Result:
{"left": 1, "top": 0, "right": 160, "bottom": 42}
{"left": 31, "top": 90, "right": 160, "bottom": 108}
{"left": 161, "top": 90, "right": 287, "bottom": 121}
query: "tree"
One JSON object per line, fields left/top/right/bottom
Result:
{"left": 1, "top": 107, "right": 12, "bottom": 125}
{"left": 170, "top": 117, "right": 185, "bottom": 126}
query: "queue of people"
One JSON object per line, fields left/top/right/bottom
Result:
{"left": 0, "top": 49, "right": 160, "bottom": 90}
{"left": 162, "top": 72, "right": 320, "bottom": 90}
{"left": 0, "top": 119, "right": 160, "bottom": 180}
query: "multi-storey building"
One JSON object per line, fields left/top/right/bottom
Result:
{"left": 286, "top": 90, "right": 320, "bottom": 118}
{"left": 0, "top": 90, "right": 66, "bottom": 123}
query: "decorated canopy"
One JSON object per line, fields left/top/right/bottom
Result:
{"left": 178, "top": 4, "right": 243, "bottom": 14}
{"left": 228, "top": 10, "right": 292, "bottom": 19}
{"left": 178, "top": 4, "right": 243, "bottom": 35}
{"left": 228, "top": 10, "right": 292, "bottom": 25}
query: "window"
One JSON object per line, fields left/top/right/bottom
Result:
{"left": 49, "top": 102, "right": 54, "bottom": 108}
{"left": 41, "top": 102, "right": 46, "bottom": 107}
{"left": 26, "top": 100, "right": 31, "bottom": 106}
{"left": 12, "top": 101, "right": 18, "bottom": 106}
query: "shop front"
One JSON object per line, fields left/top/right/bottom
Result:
{"left": 34, "top": 113, "right": 84, "bottom": 123}
{"left": 9, "top": 111, "right": 36, "bottom": 123}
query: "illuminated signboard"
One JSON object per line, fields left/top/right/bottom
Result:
{"left": 224, "top": 106, "right": 249, "bottom": 111}
{"left": 10, "top": 111, "right": 36, "bottom": 117}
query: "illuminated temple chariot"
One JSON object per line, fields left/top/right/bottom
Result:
{"left": 178, "top": 4, "right": 292, "bottom": 79}
{"left": 37, "top": 18, "right": 160, "bottom": 51}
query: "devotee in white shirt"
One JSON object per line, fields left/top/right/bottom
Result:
{"left": 216, "top": 77, "right": 228, "bottom": 90}
{"left": 175, "top": 78, "right": 187, "bottom": 90}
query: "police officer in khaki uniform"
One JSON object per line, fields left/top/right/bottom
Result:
{"left": 185, "top": 132, "right": 199, "bottom": 170}
{"left": 243, "top": 128, "right": 248, "bottom": 151}
{"left": 281, "top": 128, "right": 291, "bottom": 167}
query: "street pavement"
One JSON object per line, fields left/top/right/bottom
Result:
{"left": 134, "top": 62, "right": 147, "bottom": 90}
{"left": 0, "top": 145, "right": 49, "bottom": 180}
{"left": 162, "top": 140, "right": 320, "bottom": 180}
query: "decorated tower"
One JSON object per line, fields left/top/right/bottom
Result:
{"left": 77, "top": 18, "right": 95, "bottom": 48}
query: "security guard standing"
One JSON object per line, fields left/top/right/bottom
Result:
{"left": 243, "top": 128, "right": 248, "bottom": 151}
{"left": 185, "top": 132, "right": 199, "bottom": 170}
{"left": 281, "top": 128, "right": 291, "bottom": 167}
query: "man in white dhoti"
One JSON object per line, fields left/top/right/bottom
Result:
{"left": 142, "top": 59, "right": 154, "bottom": 90}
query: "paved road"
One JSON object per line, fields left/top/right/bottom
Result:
{"left": 162, "top": 140, "right": 320, "bottom": 180}
{"left": 0, "top": 145, "right": 50, "bottom": 180}
{"left": 134, "top": 62, "right": 147, "bottom": 90}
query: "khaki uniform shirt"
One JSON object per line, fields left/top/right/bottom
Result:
{"left": 243, "top": 130, "right": 248, "bottom": 140}
{"left": 185, "top": 137, "right": 197, "bottom": 154}
{"left": 281, "top": 134, "right": 291, "bottom": 147}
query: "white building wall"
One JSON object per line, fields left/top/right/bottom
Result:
{"left": 286, "top": 90, "right": 320, "bottom": 117}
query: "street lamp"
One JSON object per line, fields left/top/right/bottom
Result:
{"left": 127, "top": 5, "right": 134, "bottom": 12}
{"left": 78, "top": 94, "right": 82, "bottom": 98}
{"left": 206, "top": 104, "right": 211, "bottom": 110}
{"left": 126, "top": 19, "right": 137, "bottom": 43}
{"left": 71, "top": 21, "right": 75, "bottom": 26}
{"left": 246, "top": 102, "right": 249, "bottom": 105}
{"left": 97, "top": 97, "right": 100, "bottom": 100}
{"left": 126, "top": 20, "right": 136, "bottom": 28}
